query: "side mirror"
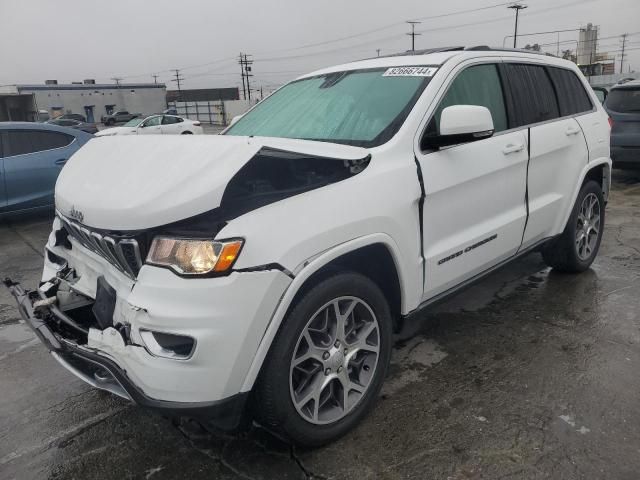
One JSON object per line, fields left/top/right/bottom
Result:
{"left": 229, "top": 114, "right": 244, "bottom": 126}
{"left": 425, "top": 105, "right": 495, "bottom": 149}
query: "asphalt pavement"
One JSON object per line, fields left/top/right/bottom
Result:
{"left": 1, "top": 170, "right": 639, "bottom": 480}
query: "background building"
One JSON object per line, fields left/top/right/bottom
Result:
{"left": 166, "top": 87, "right": 257, "bottom": 126}
{"left": 0, "top": 80, "right": 166, "bottom": 123}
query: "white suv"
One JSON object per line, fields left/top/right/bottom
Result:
{"left": 6, "top": 47, "right": 611, "bottom": 446}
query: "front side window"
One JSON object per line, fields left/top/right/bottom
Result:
{"left": 5, "top": 130, "right": 73, "bottom": 156}
{"left": 225, "top": 68, "right": 434, "bottom": 147}
{"left": 430, "top": 63, "right": 508, "bottom": 134}
{"left": 606, "top": 87, "right": 640, "bottom": 113}
{"left": 142, "top": 116, "right": 161, "bottom": 127}
{"left": 502, "top": 64, "right": 560, "bottom": 127}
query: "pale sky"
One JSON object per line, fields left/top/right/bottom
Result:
{"left": 1, "top": 0, "right": 638, "bottom": 91}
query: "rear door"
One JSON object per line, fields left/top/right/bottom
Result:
{"left": 501, "top": 63, "right": 588, "bottom": 248}
{"left": 160, "top": 115, "right": 184, "bottom": 134}
{"left": 415, "top": 62, "right": 529, "bottom": 299}
{"left": 605, "top": 85, "right": 640, "bottom": 164}
{"left": 2, "top": 129, "right": 76, "bottom": 210}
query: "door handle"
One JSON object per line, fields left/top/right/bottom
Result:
{"left": 55, "top": 158, "right": 67, "bottom": 165}
{"left": 502, "top": 143, "right": 525, "bottom": 155}
{"left": 565, "top": 126, "right": 581, "bottom": 136}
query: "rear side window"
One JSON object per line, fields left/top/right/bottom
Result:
{"left": 547, "top": 67, "right": 593, "bottom": 116}
{"left": 162, "top": 116, "right": 181, "bottom": 124}
{"left": 432, "top": 63, "right": 508, "bottom": 133}
{"left": 5, "top": 130, "right": 74, "bottom": 156}
{"left": 502, "top": 64, "right": 560, "bottom": 127}
{"left": 606, "top": 88, "right": 640, "bottom": 113}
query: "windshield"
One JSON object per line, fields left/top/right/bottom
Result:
{"left": 225, "top": 67, "right": 434, "bottom": 147}
{"left": 606, "top": 87, "right": 640, "bottom": 113}
{"left": 123, "top": 118, "right": 144, "bottom": 127}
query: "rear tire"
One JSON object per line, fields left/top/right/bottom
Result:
{"left": 542, "top": 180, "right": 605, "bottom": 273}
{"left": 254, "top": 271, "right": 392, "bottom": 447}
{"left": 181, "top": 131, "right": 193, "bottom": 135}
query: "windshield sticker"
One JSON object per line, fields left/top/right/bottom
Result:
{"left": 383, "top": 66, "right": 438, "bottom": 77}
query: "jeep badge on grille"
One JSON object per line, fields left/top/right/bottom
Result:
{"left": 68, "top": 206, "right": 84, "bottom": 223}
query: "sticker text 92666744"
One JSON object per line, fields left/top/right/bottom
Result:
{"left": 383, "top": 66, "right": 438, "bottom": 77}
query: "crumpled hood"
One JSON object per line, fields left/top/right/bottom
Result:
{"left": 55, "top": 135, "right": 368, "bottom": 230}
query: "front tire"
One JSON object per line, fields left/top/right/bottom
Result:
{"left": 542, "top": 180, "right": 605, "bottom": 272}
{"left": 254, "top": 271, "right": 392, "bottom": 447}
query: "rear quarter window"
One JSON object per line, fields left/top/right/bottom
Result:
{"left": 547, "top": 67, "right": 593, "bottom": 116}
{"left": 501, "top": 64, "right": 560, "bottom": 128}
{"left": 606, "top": 88, "right": 640, "bottom": 113}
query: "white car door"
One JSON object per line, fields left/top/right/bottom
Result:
{"left": 415, "top": 62, "right": 529, "bottom": 300}
{"left": 160, "top": 115, "right": 184, "bottom": 134}
{"left": 137, "top": 116, "right": 163, "bottom": 135}
{"left": 499, "top": 63, "right": 589, "bottom": 248}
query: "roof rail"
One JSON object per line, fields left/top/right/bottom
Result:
{"left": 465, "top": 45, "right": 557, "bottom": 57}
{"left": 377, "top": 46, "right": 464, "bottom": 59}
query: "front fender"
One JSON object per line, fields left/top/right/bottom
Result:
{"left": 239, "top": 233, "right": 408, "bottom": 393}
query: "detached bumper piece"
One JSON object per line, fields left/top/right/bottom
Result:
{"left": 3, "top": 278, "right": 248, "bottom": 432}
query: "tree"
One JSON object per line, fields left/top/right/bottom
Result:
{"left": 561, "top": 49, "right": 577, "bottom": 63}
{"left": 524, "top": 43, "right": 541, "bottom": 51}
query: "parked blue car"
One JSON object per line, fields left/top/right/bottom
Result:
{"left": 0, "top": 122, "right": 93, "bottom": 215}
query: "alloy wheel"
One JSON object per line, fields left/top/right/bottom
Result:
{"left": 575, "top": 192, "right": 601, "bottom": 261}
{"left": 289, "top": 296, "right": 380, "bottom": 425}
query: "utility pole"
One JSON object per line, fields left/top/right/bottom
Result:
{"left": 406, "top": 21, "right": 421, "bottom": 52}
{"left": 620, "top": 33, "right": 628, "bottom": 74}
{"left": 243, "top": 53, "right": 254, "bottom": 101}
{"left": 171, "top": 69, "right": 184, "bottom": 102}
{"left": 376, "top": 49, "right": 381, "bottom": 57}
{"left": 152, "top": 74, "right": 159, "bottom": 84}
{"left": 111, "top": 77, "right": 122, "bottom": 87}
{"left": 239, "top": 53, "right": 247, "bottom": 100}
{"left": 507, "top": 3, "right": 527, "bottom": 48}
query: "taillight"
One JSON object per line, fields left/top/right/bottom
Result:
{"left": 608, "top": 117, "right": 614, "bottom": 129}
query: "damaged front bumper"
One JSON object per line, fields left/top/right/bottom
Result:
{"left": 3, "top": 278, "right": 249, "bottom": 431}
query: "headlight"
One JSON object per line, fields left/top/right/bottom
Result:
{"left": 146, "top": 237, "right": 243, "bottom": 275}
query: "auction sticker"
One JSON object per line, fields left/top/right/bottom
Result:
{"left": 383, "top": 66, "right": 438, "bottom": 77}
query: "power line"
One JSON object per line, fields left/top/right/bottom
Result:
{"left": 256, "top": 0, "right": 540, "bottom": 56}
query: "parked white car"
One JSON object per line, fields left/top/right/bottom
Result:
{"left": 95, "top": 114, "right": 203, "bottom": 136}
{"left": 6, "top": 47, "right": 611, "bottom": 447}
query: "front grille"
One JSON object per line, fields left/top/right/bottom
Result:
{"left": 58, "top": 215, "right": 144, "bottom": 279}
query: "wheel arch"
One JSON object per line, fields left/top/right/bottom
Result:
{"left": 557, "top": 158, "right": 611, "bottom": 234}
{"left": 240, "top": 233, "right": 407, "bottom": 392}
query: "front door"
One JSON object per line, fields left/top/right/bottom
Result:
{"left": 415, "top": 62, "right": 529, "bottom": 300}
{"left": 137, "top": 115, "right": 162, "bottom": 135}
